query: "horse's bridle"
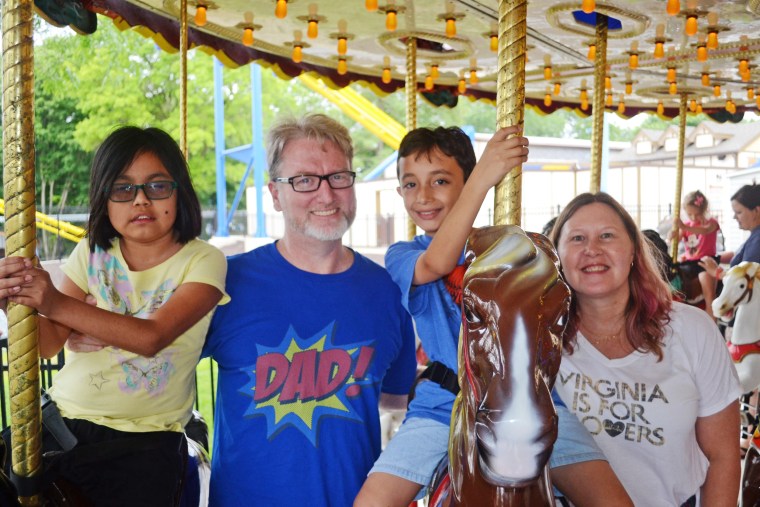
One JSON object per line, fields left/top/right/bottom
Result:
{"left": 731, "top": 273, "right": 756, "bottom": 308}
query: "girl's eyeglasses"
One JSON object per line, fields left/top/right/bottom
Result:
{"left": 107, "top": 181, "right": 178, "bottom": 202}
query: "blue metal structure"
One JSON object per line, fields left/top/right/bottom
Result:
{"left": 213, "top": 58, "right": 267, "bottom": 238}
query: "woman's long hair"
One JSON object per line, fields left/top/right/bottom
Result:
{"left": 550, "top": 192, "right": 673, "bottom": 360}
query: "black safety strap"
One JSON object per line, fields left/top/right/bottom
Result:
{"left": 409, "top": 361, "right": 460, "bottom": 405}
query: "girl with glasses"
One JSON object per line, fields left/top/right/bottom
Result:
{"left": 0, "top": 126, "right": 228, "bottom": 506}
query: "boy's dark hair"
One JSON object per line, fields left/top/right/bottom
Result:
{"left": 397, "top": 127, "right": 476, "bottom": 181}
{"left": 732, "top": 183, "right": 760, "bottom": 210}
{"left": 88, "top": 126, "right": 202, "bottom": 252}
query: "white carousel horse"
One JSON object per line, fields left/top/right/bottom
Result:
{"left": 712, "top": 261, "right": 760, "bottom": 393}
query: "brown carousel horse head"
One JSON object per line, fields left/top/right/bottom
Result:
{"left": 447, "top": 225, "right": 570, "bottom": 506}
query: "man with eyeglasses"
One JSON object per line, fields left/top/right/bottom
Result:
{"left": 202, "top": 114, "right": 417, "bottom": 507}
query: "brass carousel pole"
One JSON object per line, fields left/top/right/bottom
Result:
{"left": 493, "top": 0, "right": 527, "bottom": 226}
{"left": 179, "top": 0, "right": 188, "bottom": 156}
{"left": 406, "top": 36, "right": 417, "bottom": 239}
{"left": 589, "top": 13, "right": 608, "bottom": 194}
{"left": 670, "top": 93, "right": 688, "bottom": 262}
{"left": 2, "top": 0, "right": 42, "bottom": 503}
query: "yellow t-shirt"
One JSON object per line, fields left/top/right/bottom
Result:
{"left": 50, "top": 237, "right": 229, "bottom": 433}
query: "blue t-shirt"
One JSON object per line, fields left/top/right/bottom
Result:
{"left": 386, "top": 235, "right": 567, "bottom": 426}
{"left": 731, "top": 225, "right": 760, "bottom": 266}
{"left": 385, "top": 236, "right": 464, "bottom": 424}
{"left": 203, "top": 242, "right": 416, "bottom": 507}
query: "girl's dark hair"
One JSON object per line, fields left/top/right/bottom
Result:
{"left": 397, "top": 127, "right": 477, "bottom": 181}
{"left": 88, "top": 126, "right": 202, "bottom": 252}
{"left": 732, "top": 183, "right": 760, "bottom": 210}
{"left": 550, "top": 192, "right": 672, "bottom": 360}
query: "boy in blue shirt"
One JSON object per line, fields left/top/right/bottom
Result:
{"left": 355, "top": 126, "right": 632, "bottom": 506}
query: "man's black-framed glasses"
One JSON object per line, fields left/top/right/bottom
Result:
{"left": 273, "top": 171, "right": 356, "bottom": 193}
{"left": 107, "top": 181, "right": 178, "bottom": 202}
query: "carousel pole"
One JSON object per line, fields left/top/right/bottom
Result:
{"left": 669, "top": 93, "right": 688, "bottom": 262}
{"left": 589, "top": 14, "right": 608, "bottom": 194}
{"left": 179, "top": 0, "right": 188, "bottom": 156}
{"left": 1, "top": 0, "right": 42, "bottom": 503}
{"left": 493, "top": 0, "right": 527, "bottom": 226}
{"left": 405, "top": 36, "right": 417, "bottom": 239}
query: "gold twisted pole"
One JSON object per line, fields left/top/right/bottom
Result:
{"left": 406, "top": 36, "right": 417, "bottom": 239}
{"left": 2, "top": 0, "right": 42, "bottom": 503}
{"left": 670, "top": 93, "right": 688, "bottom": 262}
{"left": 179, "top": 0, "right": 188, "bottom": 157}
{"left": 589, "top": 14, "right": 608, "bottom": 194}
{"left": 493, "top": 0, "right": 527, "bottom": 226}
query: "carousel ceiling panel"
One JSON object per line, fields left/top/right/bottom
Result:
{"left": 72, "top": 0, "right": 760, "bottom": 117}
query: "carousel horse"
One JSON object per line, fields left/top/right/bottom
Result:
{"left": 712, "top": 261, "right": 760, "bottom": 393}
{"left": 429, "top": 225, "right": 570, "bottom": 507}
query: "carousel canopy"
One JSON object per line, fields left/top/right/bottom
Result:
{"left": 38, "top": 0, "right": 760, "bottom": 119}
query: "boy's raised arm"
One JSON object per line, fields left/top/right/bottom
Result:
{"left": 413, "top": 125, "right": 528, "bottom": 285}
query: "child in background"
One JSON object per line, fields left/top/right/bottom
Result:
{"left": 0, "top": 126, "right": 228, "bottom": 506}
{"left": 677, "top": 190, "right": 720, "bottom": 319}
{"left": 354, "top": 126, "right": 632, "bottom": 506}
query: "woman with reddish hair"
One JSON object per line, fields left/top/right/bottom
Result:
{"left": 550, "top": 192, "right": 740, "bottom": 507}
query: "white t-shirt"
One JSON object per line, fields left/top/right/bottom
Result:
{"left": 555, "top": 303, "right": 741, "bottom": 506}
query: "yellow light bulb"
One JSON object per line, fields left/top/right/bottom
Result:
{"left": 292, "top": 45, "right": 303, "bottom": 63}
{"left": 386, "top": 10, "right": 397, "bottom": 31}
{"left": 195, "top": 4, "right": 207, "bottom": 26}
{"left": 740, "top": 59, "right": 749, "bottom": 74}
{"left": 581, "top": 98, "right": 589, "bottom": 111}
{"left": 242, "top": 27, "right": 254, "bottom": 46}
{"left": 743, "top": 70, "right": 751, "bottom": 82}
{"left": 544, "top": 93, "right": 552, "bottom": 107}
{"left": 490, "top": 35, "right": 498, "bottom": 52}
{"left": 667, "top": 67, "right": 676, "bottom": 82}
{"left": 696, "top": 103, "right": 703, "bottom": 113}
{"left": 431, "top": 65, "right": 439, "bottom": 79}
{"left": 701, "top": 73, "right": 710, "bottom": 86}
{"left": 544, "top": 66, "right": 552, "bottom": 80}
{"left": 606, "top": 93, "right": 613, "bottom": 106}
{"left": 337, "top": 58, "right": 347, "bottom": 75}
{"left": 666, "top": 0, "right": 680, "bottom": 16}
{"left": 581, "top": 0, "right": 595, "bottom": 14}
{"left": 713, "top": 84, "right": 721, "bottom": 97}
{"left": 382, "top": 68, "right": 391, "bottom": 84}
{"left": 338, "top": 37, "right": 347, "bottom": 55}
{"left": 554, "top": 82, "right": 561, "bottom": 95}
{"left": 445, "top": 18, "right": 456, "bottom": 37}
{"left": 307, "top": 20, "right": 318, "bottom": 38}
{"left": 749, "top": 88, "right": 755, "bottom": 100}
{"left": 275, "top": 0, "right": 287, "bottom": 19}
{"left": 629, "top": 53, "right": 638, "bottom": 69}
{"left": 424, "top": 75, "right": 433, "bottom": 90}
{"left": 604, "top": 75, "right": 611, "bottom": 90}
{"left": 685, "top": 16, "right": 697, "bottom": 37}
{"left": 458, "top": 78, "right": 466, "bottom": 94}
{"left": 657, "top": 102, "right": 664, "bottom": 115}
{"left": 625, "top": 82, "right": 632, "bottom": 95}
{"left": 757, "top": 96, "right": 760, "bottom": 109}
{"left": 588, "top": 44, "right": 596, "bottom": 60}
{"left": 469, "top": 70, "right": 478, "bottom": 84}
{"left": 618, "top": 100, "right": 625, "bottom": 114}
{"left": 669, "top": 82, "right": 677, "bottom": 94}
{"left": 366, "top": 0, "right": 378, "bottom": 11}
{"left": 689, "top": 99, "right": 696, "bottom": 111}
{"left": 707, "top": 31, "right": 718, "bottom": 49}
{"left": 580, "top": 89, "right": 588, "bottom": 101}
{"left": 697, "top": 46, "right": 707, "bottom": 62}
{"left": 654, "top": 42, "right": 664, "bottom": 59}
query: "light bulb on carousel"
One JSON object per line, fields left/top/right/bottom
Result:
{"left": 291, "top": 30, "right": 304, "bottom": 63}
{"left": 701, "top": 66, "right": 710, "bottom": 86}
{"left": 469, "top": 58, "right": 478, "bottom": 85}
{"left": 554, "top": 81, "right": 561, "bottom": 95}
{"left": 337, "top": 19, "right": 348, "bottom": 55}
{"left": 242, "top": 11, "right": 255, "bottom": 46}
{"left": 689, "top": 98, "right": 697, "bottom": 112}
{"left": 382, "top": 56, "right": 392, "bottom": 84}
{"left": 628, "top": 41, "right": 638, "bottom": 69}
{"left": 337, "top": 57, "right": 348, "bottom": 75}
{"left": 366, "top": 0, "right": 378, "bottom": 12}
{"left": 669, "top": 81, "right": 677, "bottom": 95}
{"left": 684, "top": 0, "right": 698, "bottom": 37}
{"left": 307, "top": 3, "right": 320, "bottom": 38}
{"left": 275, "top": 0, "right": 287, "bottom": 19}
{"left": 581, "top": 0, "right": 595, "bottom": 14}
{"left": 617, "top": 95, "right": 625, "bottom": 115}
{"left": 580, "top": 79, "right": 588, "bottom": 110}
{"left": 666, "top": 0, "right": 680, "bottom": 16}
{"left": 544, "top": 55, "right": 552, "bottom": 80}
{"left": 657, "top": 101, "right": 664, "bottom": 115}
{"left": 653, "top": 24, "right": 666, "bottom": 59}
{"left": 195, "top": 2, "right": 207, "bottom": 26}
{"left": 544, "top": 87, "right": 552, "bottom": 107}
{"left": 385, "top": 0, "right": 398, "bottom": 31}
{"left": 458, "top": 70, "right": 466, "bottom": 94}
{"left": 444, "top": 1, "right": 457, "bottom": 37}
{"left": 696, "top": 34, "right": 707, "bottom": 62}
{"left": 713, "top": 83, "right": 721, "bottom": 97}
{"left": 588, "top": 42, "right": 596, "bottom": 61}
{"left": 706, "top": 12, "right": 719, "bottom": 49}
{"left": 489, "top": 23, "right": 498, "bottom": 52}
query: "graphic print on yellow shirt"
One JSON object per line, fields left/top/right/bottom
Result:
{"left": 240, "top": 321, "right": 376, "bottom": 446}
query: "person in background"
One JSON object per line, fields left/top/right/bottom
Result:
{"left": 674, "top": 190, "right": 720, "bottom": 318}
{"left": 202, "top": 114, "right": 416, "bottom": 507}
{"left": 551, "top": 192, "right": 741, "bottom": 506}
{"left": 356, "top": 127, "right": 632, "bottom": 507}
